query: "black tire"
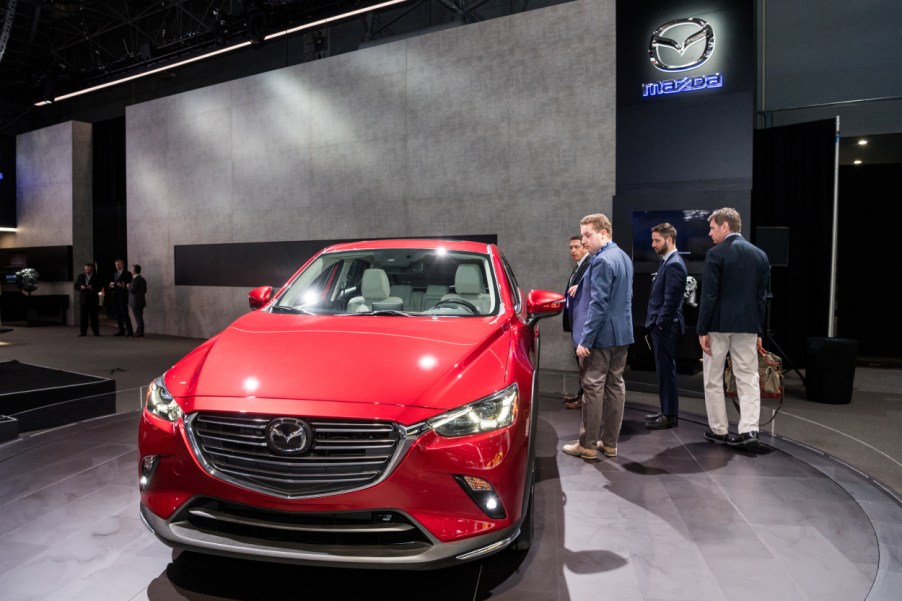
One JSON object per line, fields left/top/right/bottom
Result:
{"left": 510, "top": 471, "right": 534, "bottom": 552}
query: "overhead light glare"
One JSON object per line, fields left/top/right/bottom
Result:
{"left": 853, "top": 159, "right": 862, "bottom": 165}
{"left": 36, "top": 0, "right": 409, "bottom": 107}
{"left": 857, "top": 139, "right": 868, "bottom": 146}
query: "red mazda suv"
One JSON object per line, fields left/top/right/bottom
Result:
{"left": 139, "top": 239, "right": 564, "bottom": 569}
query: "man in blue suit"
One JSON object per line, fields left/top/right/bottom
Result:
{"left": 563, "top": 213, "right": 634, "bottom": 460}
{"left": 697, "top": 208, "right": 770, "bottom": 448}
{"left": 645, "top": 223, "right": 688, "bottom": 429}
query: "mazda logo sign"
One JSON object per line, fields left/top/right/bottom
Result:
{"left": 265, "top": 417, "right": 311, "bottom": 456}
{"left": 648, "top": 18, "right": 715, "bottom": 72}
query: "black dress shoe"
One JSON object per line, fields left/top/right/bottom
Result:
{"left": 645, "top": 412, "right": 663, "bottom": 422}
{"left": 727, "top": 431, "right": 760, "bottom": 449}
{"left": 704, "top": 430, "right": 730, "bottom": 445}
{"left": 646, "top": 415, "right": 678, "bottom": 429}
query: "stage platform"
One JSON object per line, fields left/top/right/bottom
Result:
{"left": 0, "top": 360, "right": 116, "bottom": 441}
{"left": 0, "top": 398, "right": 899, "bottom": 600}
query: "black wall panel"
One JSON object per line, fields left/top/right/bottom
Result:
{"left": 175, "top": 235, "right": 498, "bottom": 288}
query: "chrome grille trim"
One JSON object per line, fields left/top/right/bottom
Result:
{"left": 184, "top": 412, "right": 419, "bottom": 499}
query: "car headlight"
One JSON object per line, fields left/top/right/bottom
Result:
{"left": 427, "top": 384, "right": 518, "bottom": 437}
{"left": 145, "top": 376, "right": 183, "bottom": 422}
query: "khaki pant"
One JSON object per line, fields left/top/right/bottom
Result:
{"left": 578, "top": 345, "right": 629, "bottom": 449}
{"left": 702, "top": 332, "right": 761, "bottom": 435}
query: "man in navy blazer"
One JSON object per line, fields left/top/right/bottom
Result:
{"left": 697, "top": 208, "right": 769, "bottom": 448}
{"left": 644, "top": 223, "right": 688, "bottom": 429}
{"left": 562, "top": 236, "right": 591, "bottom": 409}
{"left": 563, "top": 213, "right": 634, "bottom": 460}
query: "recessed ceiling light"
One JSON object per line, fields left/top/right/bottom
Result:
{"left": 853, "top": 159, "right": 863, "bottom": 165}
{"left": 857, "top": 139, "right": 868, "bottom": 146}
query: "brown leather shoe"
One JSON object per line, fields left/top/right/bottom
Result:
{"left": 565, "top": 398, "right": 583, "bottom": 409}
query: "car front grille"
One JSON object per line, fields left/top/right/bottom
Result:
{"left": 185, "top": 412, "right": 405, "bottom": 498}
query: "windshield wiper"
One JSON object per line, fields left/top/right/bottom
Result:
{"left": 352, "top": 310, "right": 413, "bottom": 317}
{"left": 271, "top": 305, "right": 314, "bottom": 314}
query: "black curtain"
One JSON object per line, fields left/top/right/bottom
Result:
{"left": 0, "top": 135, "right": 15, "bottom": 228}
{"left": 92, "top": 117, "right": 127, "bottom": 285}
{"left": 751, "top": 119, "right": 837, "bottom": 368}
{"left": 837, "top": 164, "right": 902, "bottom": 360}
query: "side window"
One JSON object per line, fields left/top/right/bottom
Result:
{"left": 500, "top": 254, "right": 521, "bottom": 313}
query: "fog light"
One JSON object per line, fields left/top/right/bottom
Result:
{"left": 455, "top": 475, "right": 506, "bottom": 519}
{"left": 140, "top": 455, "right": 159, "bottom": 491}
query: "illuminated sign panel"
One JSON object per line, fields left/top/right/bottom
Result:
{"left": 643, "top": 17, "right": 721, "bottom": 97}
{"left": 648, "top": 18, "right": 715, "bottom": 72}
{"left": 642, "top": 73, "right": 722, "bottom": 96}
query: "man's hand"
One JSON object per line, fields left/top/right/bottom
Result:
{"left": 699, "top": 334, "right": 711, "bottom": 356}
{"left": 567, "top": 284, "right": 578, "bottom": 297}
{"left": 576, "top": 345, "right": 590, "bottom": 358}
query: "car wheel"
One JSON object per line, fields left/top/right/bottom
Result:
{"left": 510, "top": 469, "right": 534, "bottom": 552}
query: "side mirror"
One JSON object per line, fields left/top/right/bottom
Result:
{"left": 248, "top": 285, "right": 274, "bottom": 310}
{"left": 526, "top": 289, "right": 565, "bottom": 326}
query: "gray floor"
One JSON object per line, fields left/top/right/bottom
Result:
{"left": 2, "top": 322, "right": 902, "bottom": 600}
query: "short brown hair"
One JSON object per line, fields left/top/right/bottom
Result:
{"left": 580, "top": 213, "right": 612, "bottom": 236}
{"left": 709, "top": 208, "right": 742, "bottom": 233}
{"left": 651, "top": 222, "right": 677, "bottom": 241}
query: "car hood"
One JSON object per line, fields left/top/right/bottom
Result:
{"left": 165, "top": 311, "right": 513, "bottom": 414}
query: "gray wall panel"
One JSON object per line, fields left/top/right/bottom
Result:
{"left": 126, "top": 0, "right": 617, "bottom": 366}
{"left": 2, "top": 122, "right": 90, "bottom": 325}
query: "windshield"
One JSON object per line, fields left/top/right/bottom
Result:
{"left": 272, "top": 248, "right": 498, "bottom": 316}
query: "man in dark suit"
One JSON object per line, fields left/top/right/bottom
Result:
{"left": 74, "top": 263, "right": 101, "bottom": 336}
{"left": 110, "top": 259, "right": 134, "bottom": 337}
{"left": 129, "top": 264, "right": 147, "bottom": 338}
{"left": 697, "top": 208, "right": 769, "bottom": 448}
{"left": 562, "top": 236, "right": 591, "bottom": 409}
{"left": 644, "top": 223, "right": 688, "bottom": 429}
{"left": 563, "top": 213, "right": 634, "bottom": 460}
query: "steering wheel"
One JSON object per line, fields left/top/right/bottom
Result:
{"left": 430, "top": 298, "right": 480, "bottom": 314}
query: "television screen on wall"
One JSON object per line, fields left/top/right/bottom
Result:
{"left": 632, "top": 210, "right": 713, "bottom": 263}
{"left": 0, "top": 246, "right": 73, "bottom": 282}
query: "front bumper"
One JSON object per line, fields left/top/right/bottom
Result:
{"left": 140, "top": 500, "right": 520, "bottom": 569}
{"left": 138, "top": 408, "right": 530, "bottom": 568}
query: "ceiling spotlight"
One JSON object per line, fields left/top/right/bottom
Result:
{"left": 857, "top": 139, "right": 868, "bottom": 146}
{"left": 853, "top": 159, "right": 862, "bottom": 165}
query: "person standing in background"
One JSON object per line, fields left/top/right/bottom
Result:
{"left": 644, "top": 223, "right": 688, "bottom": 430}
{"left": 74, "top": 262, "right": 101, "bottom": 336}
{"left": 562, "top": 236, "right": 591, "bottom": 409}
{"left": 129, "top": 264, "right": 147, "bottom": 338}
{"left": 110, "top": 259, "right": 133, "bottom": 337}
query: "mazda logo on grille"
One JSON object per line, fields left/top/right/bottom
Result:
{"left": 648, "top": 18, "right": 715, "bottom": 72}
{"left": 265, "top": 418, "right": 311, "bottom": 456}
